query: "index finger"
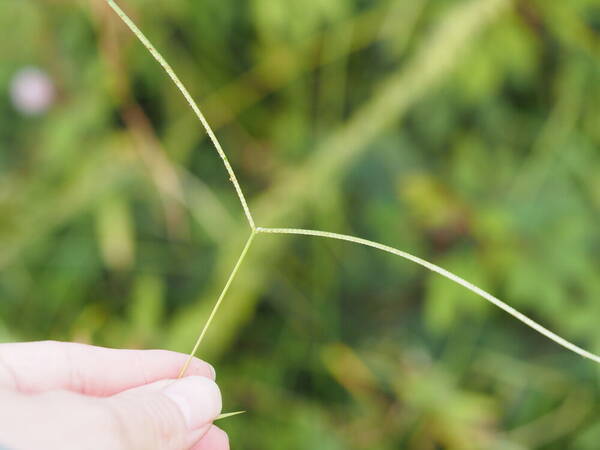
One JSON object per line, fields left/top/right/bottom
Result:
{"left": 0, "top": 341, "right": 215, "bottom": 396}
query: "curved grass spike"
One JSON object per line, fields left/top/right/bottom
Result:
{"left": 256, "top": 228, "right": 600, "bottom": 364}
{"left": 106, "top": 0, "right": 600, "bottom": 393}
{"left": 106, "top": 0, "right": 255, "bottom": 231}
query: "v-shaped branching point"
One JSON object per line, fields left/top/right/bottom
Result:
{"left": 107, "top": 0, "right": 600, "bottom": 392}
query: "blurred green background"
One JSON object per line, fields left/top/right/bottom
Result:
{"left": 1, "top": 0, "right": 600, "bottom": 448}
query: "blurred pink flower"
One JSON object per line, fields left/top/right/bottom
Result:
{"left": 10, "top": 67, "right": 55, "bottom": 116}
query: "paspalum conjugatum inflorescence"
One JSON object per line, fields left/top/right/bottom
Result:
{"left": 106, "top": 0, "right": 600, "bottom": 409}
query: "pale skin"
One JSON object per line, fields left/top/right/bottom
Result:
{"left": 0, "top": 341, "right": 229, "bottom": 450}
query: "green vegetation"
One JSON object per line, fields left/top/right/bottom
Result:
{"left": 1, "top": 0, "right": 599, "bottom": 448}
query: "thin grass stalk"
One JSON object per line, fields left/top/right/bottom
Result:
{"left": 178, "top": 231, "right": 257, "bottom": 378}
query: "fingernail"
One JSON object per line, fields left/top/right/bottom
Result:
{"left": 164, "top": 376, "right": 222, "bottom": 430}
{"left": 208, "top": 363, "right": 216, "bottom": 380}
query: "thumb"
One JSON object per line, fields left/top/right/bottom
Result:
{"left": 0, "top": 376, "right": 222, "bottom": 450}
{"left": 106, "top": 376, "right": 222, "bottom": 449}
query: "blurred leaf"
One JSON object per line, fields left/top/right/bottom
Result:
{"left": 95, "top": 196, "right": 135, "bottom": 271}
{"left": 128, "top": 274, "right": 165, "bottom": 344}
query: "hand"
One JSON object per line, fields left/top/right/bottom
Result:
{"left": 0, "top": 341, "right": 229, "bottom": 450}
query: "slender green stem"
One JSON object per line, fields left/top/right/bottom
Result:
{"left": 178, "top": 231, "right": 257, "bottom": 378}
{"left": 106, "top": 0, "right": 255, "bottom": 230}
{"left": 256, "top": 227, "right": 600, "bottom": 365}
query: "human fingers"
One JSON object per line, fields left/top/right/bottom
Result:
{"left": 0, "top": 376, "right": 221, "bottom": 450}
{"left": 190, "top": 425, "right": 230, "bottom": 450}
{"left": 0, "top": 341, "right": 214, "bottom": 395}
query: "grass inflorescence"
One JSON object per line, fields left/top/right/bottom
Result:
{"left": 106, "top": 0, "right": 600, "bottom": 419}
